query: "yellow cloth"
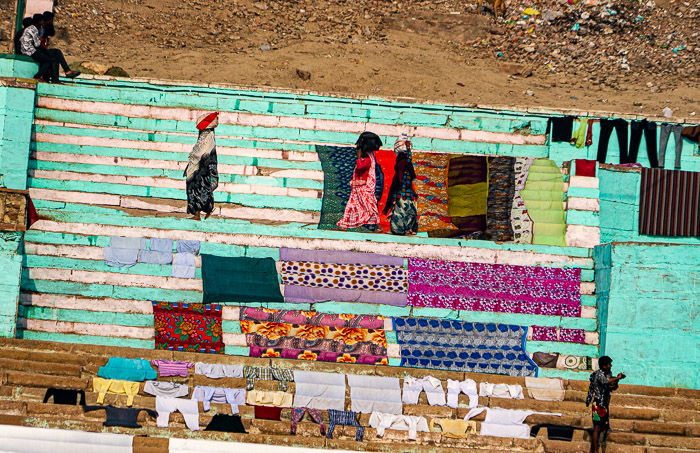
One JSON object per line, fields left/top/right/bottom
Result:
{"left": 429, "top": 418, "right": 478, "bottom": 438}
{"left": 245, "top": 389, "right": 293, "bottom": 408}
{"left": 447, "top": 182, "right": 489, "bottom": 217}
{"left": 93, "top": 377, "right": 140, "bottom": 406}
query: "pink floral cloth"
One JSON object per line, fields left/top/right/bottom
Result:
{"left": 407, "top": 258, "right": 582, "bottom": 317}
{"left": 531, "top": 326, "right": 586, "bottom": 343}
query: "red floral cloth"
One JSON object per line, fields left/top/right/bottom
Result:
{"left": 152, "top": 301, "right": 224, "bottom": 354}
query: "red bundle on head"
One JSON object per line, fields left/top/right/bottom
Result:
{"left": 196, "top": 112, "right": 220, "bottom": 130}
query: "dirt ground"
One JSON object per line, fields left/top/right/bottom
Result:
{"left": 10, "top": 0, "right": 700, "bottom": 116}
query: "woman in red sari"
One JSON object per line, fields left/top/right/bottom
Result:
{"left": 337, "top": 132, "right": 383, "bottom": 230}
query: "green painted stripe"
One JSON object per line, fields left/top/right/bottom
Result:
{"left": 19, "top": 305, "right": 153, "bottom": 327}
{"left": 385, "top": 331, "right": 397, "bottom": 343}
{"left": 33, "top": 139, "right": 323, "bottom": 170}
{"left": 23, "top": 254, "right": 203, "bottom": 279}
{"left": 33, "top": 209, "right": 593, "bottom": 259}
{"left": 580, "top": 270, "right": 594, "bottom": 281}
{"left": 566, "top": 210, "right": 600, "bottom": 227}
{"left": 388, "top": 358, "right": 401, "bottom": 366}
{"left": 538, "top": 368, "right": 590, "bottom": 381}
{"left": 29, "top": 177, "right": 322, "bottom": 211}
{"left": 528, "top": 341, "right": 597, "bottom": 356}
{"left": 581, "top": 295, "right": 596, "bottom": 306}
{"left": 567, "top": 187, "right": 600, "bottom": 199}
{"left": 224, "top": 345, "right": 250, "bottom": 356}
{"left": 17, "top": 329, "right": 153, "bottom": 348}
{"left": 38, "top": 81, "right": 549, "bottom": 133}
{"left": 23, "top": 230, "right": 281, "bottom": 259}
{"left": 30, "top": 159, "right": 324, "bottom": 190}
{"left": 222, "top": 320, "right": 241, "bottom": 334}
{"left": 33, "top": 199, "right": 133, "bottom": 216}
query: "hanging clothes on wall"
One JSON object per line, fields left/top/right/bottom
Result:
{"left": 638, "top": 168, "right": 700, "bottom": 237}
{"left": 597, "top": 118, "right": 628, "bottom": 163}
{"left": 485, "top": 156, "right": 516, "bottom": 242}
{"left": 201, "top": 254, "right": 283, "bottom": 303}
{"left": 570, "top": 118, "right": 588, "bottom": 149}
{"left": 316, "top": 145, "right": 358, "bottom": 230}
{"left": 629, "top": 119, "right": 659, "bottom": 167}
{"left": 548, "top": 116, "right": 575, "bottom": 142}
{"left": 658, "top": 124, "right": 684, "bottom": 170}
{"left": 446, "top": 155, "right": 489, "bottom": 238}
{"left": 413, "top": 152, "right": 457, "bottom": 235}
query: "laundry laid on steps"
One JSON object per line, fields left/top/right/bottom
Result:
{"left": 369, "top": 412, "right": 429, "bottom": 440}
{"left": 43, "top": 388, "right": 86, "bottom": 406}
{"left": 447, "top": 378, "right": 479, "bottom": 408}
{"left": 525, "top": 377, "right": 566, "bottom": 401}
{"left": 246, "top": 389, "right": 293, "bottom": 408}
{"left": 327, "top": 409, "right": 365, "bottom": 441}
{"left": 83, "top": 405, "right": 158, "bottom": 428}
{"left": 293, "top": 370, "right": 346, "bottom": 411}
{"left": 254, "top": 405, "right": 283, "bottom": 421}
{"left": 192, "top": 386, "right": 246, "bottom": 413}
{"left": 430, "top": 418, "right": 478, "bottom": 438}
{"left": 290, "top": 407, "right": 326, "bottom": 435}
{"left": 464, "top": 407, "right": 562, "bottom": 439}
{"left": 347, "top": 374, "right": 402, "bottom": 414}
{"left": 243, "top": 366, "right": 294, "bottom": 391}
{"left": 156, "top": 396, "right": 200, "bottom": 431}
{"left": 530, "top": 423, "right": 582, "bottom": 442}
{"left": 478, "top": 382, "right": 524, "bottom": 399}
{"left": 144, "top": 381, "right": 189, "bottom": 398}
{"left": 205, "top": 414, "right": 247, "bottom": 433}
{"left": 402, "top": 375, "right": 446, "bottom": 406}
{"left": 92, "top": 377, "right": 140, "bottom": 406}
{"left": 98, "top": 357, "right": 157, "bottom": 382}
{"left": 151, "top": 360, "right": 194, "bottom": 378}
{"left": 152, "top": 301, "right": 224, "bottom": 354}
{"left": 194, "top": 362, "right": 243, "bottom": 379}
{"left": 172, "top": 252, "right": 196, "bottom": 278}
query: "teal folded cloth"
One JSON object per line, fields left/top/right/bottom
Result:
{"left": 97, "top": 357, "right": 157, "bottom": 382}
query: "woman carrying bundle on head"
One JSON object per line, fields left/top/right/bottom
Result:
{"left": 184, "top": 112, "right": 220, "bottom": 221}
{"left": 337, "top": 131, "right": 383, "bottom": 231}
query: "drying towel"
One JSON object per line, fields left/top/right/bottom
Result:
{"left": 110, "top": 236, "right": 148, "bottom": 250}
{"left": 407, "top": 257, "right": 581, "bottom": 317}
{"left": 150, "top": 238, "right": 174, "bottom": 253}
{"left": 138, "top": 250, "right": 173, "bottom": 265}
{"left": 393, "top": 317, "right": 538, "bottom": 377}
{"left": 104, "top": 247, "right": 139, "bottom": 268}
{"left": 447, "top": 155, "right": 489, "bottom": 238}
{"left": 413, "top": 152, "right": 458, "bottom": 235}
{"left": 201, "top": 254, "right": 283, "bottom": 303}
{"left": 347, "top": 374, "right": 402, "bottom": 414}
{"left": 152, "top": 301, "right": 224, "bottom": 354}
{"left": 524, "top": 377, "right": 565, "bottom": 401}
{"left": 176, "top": 240, "right": 200, "bottom": 254}
{"left": 293, "top": 370, "right": 346, "bottom": 411}
{"left": 639, "top": 168, "right": 700, "bottom": 237}
{"left": 485, "top": 156, "right": 516, "bottom": 242}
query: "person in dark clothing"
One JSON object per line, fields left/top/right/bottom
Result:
{"left": 585, "top": 356, "right": 626, "bottom": 453}
{"left": 19, "top": 14, "right": 58, "bottom": 82}
{"left": 41, "top": 11, "right": 80, "bottom": 79}
{"left": 14, "top": 17, "right": 33, "bottom": 55}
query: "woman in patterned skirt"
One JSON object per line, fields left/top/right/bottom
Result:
{"left": 337, "top": 132, "right": 383, "bottom": 230}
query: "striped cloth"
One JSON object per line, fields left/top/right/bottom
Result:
{"left": 639, "top": 168, "right": 700, "bottom": 237}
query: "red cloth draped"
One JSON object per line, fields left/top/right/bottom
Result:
{"left": 374, "top": 150, "right": 396, "bottom": 233}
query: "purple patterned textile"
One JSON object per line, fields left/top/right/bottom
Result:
{"left": 280, "top": 248, "right": 403, "bottom": 266}
{"left": 284, "top": 285, "right": 408, "bottom": 306}
{"left": 407, "top": 258, "right": 581, "bottom": 317}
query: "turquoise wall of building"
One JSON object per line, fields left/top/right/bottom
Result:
{"left": 598, "top": 168, "right": 700, "bottom": 245}
{"left": 598, "top": 242, "right": 699, "bottom": 389}
{"left": 0, "top": 82, "right": 35, "bottom": 190}
{"left": 0, "top": 232, "right": 23, "bottom": 338}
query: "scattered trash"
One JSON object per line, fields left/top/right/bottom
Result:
{"left": 496, "top": 51, "right": 504, "bottom": 57}
{"left": 259, "top": 45, "right": 271, "bottom": 51}
{"left": 523, "top": 8, "right": 540, "bottom": 16}
{"left": 570, "top": 23, "right": 580, "bottom": 32}
{"left": 672, "top": 45, "right": 685, "bottom": 52}
{"left": 663, "top": 107, "right": 673, "bottom": 118}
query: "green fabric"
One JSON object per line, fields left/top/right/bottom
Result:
{"left": 201, "top": 254, "right": 283, "bottom": 303}
{"left": 572, "top": 119, "right": 588, "bottom": 149}
{"left": 447, "top": 182, "right": 489, "bottom": 217}
{"left": 520, "top": 159, "right": 566, "bottom": 246}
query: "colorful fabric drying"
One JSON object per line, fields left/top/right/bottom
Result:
{"left": 279, "top": 248, "right": 407, "bottom": 306}
{"left": 241, "top": 308, "right": 388, "bottom": 365}
{"left": 240, "top": 307, "right": 384, "bottom": 329}
{"left": 447, "top": 155, "right": 489, "bottom": 237}
{"left": 413, "top": 152, "right": 457, "bottom": 235}
{"left": 531, "top": 326, "right": 586, "bottom": 344}
{"left": 406, "top": 258, "right": 582, "bottom": 317}
{"left": 485, "top": 157, "right": 516, "bottom": 242}
{"left": 316, "top": 145, "right": 360, "bottom": 230}
{"left": 152, "top": 301, "right": 224, "bottom": 354}
{"left": 393, "top": 317, "right": 537, "bottom": 377}
{"left": 511, "top": 158, "right": 534, "bottom": 244}
{"left": 201, "top": 254, "right": 283, "bottom": 303}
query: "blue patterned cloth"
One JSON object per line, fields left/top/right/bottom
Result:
{"left": 393, "top": 317, "right": 537, "bottom": 377}
{"left": 327, "top": 409, "right": 364, "bottom": 441}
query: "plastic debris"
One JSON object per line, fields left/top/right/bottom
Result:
{"left": 663, "top": 107, "right": 673, "bottom": 118}
{"left": 570, "top": 23, "right": 580, "bottom": 32}
{"left": 523, "top": 8, "right": 540, "bottom": 16}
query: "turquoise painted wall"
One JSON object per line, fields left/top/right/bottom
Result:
{"left": 0, "top": 83, "right": 35, "bottom": 189}
{"left": 0, "top": 232, "right": 23, "bottom": 337}
{"left": 599, "top": 168, "right": 700, "bottom": 245}
{"left": 599, "top": 242, "right": 699, "bottom": 389}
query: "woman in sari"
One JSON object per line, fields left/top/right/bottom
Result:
{"left": 383, "top": 133, "right": 418, "bottom": 235}
{"left": 337, "top": 131, "right": 383, "bottom": 230}
{"left": 184, "top": 112, "right": 220, "bottom": 220}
